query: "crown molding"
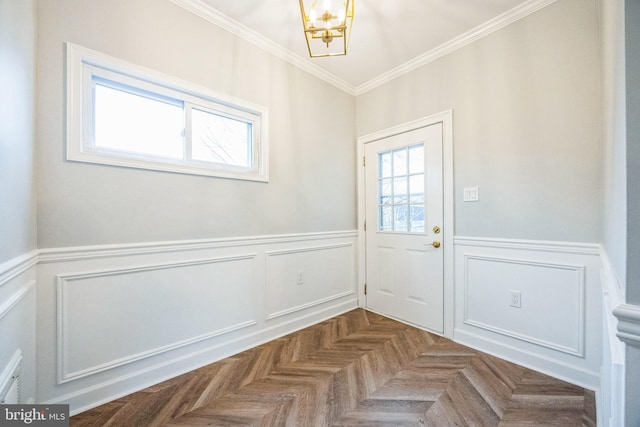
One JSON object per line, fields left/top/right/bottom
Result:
{"left": 169, "top": 0, "right": 557, "bottom": 97}
{"left": 354, "top": 0, "right": 558, "bottom": 95}
{"left": 167, "top": 0, "right": 356, "bottom": 96}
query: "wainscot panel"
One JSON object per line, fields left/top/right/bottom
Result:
{"left": 454, "top": 237, "right": 602, "bottom": 390}
{"left": 265, "top": 243, "right": 355, "bottom": 319}
{"left": 36, "top": 231, "right": 358, "bottom": 414}
{"left": 0, "top": 252, "right": 38, "bottom": 404}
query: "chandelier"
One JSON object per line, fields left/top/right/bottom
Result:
{"left": 299, "top": 0, "right": 354, "bottom": 57}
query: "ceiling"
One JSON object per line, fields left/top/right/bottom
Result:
{"left": 176, "top": 0, "right": 554, "bottom": 93}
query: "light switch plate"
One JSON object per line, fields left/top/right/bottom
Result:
{"left": 463, "top": 187, "right": 479, "bottom": 202}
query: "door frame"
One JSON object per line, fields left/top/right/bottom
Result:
{"left": 357, "top": 110, "right": 454, "bottom": 338}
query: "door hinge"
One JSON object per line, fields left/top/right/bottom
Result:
{"left": 364, "top": 220, "right": 366, "bottom": 231}
{"left": 364, "top": 284, "right": 367, "bottom": 295}
{"left": 363, "top": 156, "right": 366, "bottom": 167}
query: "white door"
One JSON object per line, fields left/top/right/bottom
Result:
{"left": 365, "top": 123, "right": 444, "bottom": 333}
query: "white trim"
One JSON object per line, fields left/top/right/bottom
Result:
{"left": 0, "top": 281, "right": 36, "bottom": 322}
{"left": 55, "top": 254, "right": 258, "bottom": 384}
{"left": 601, "top": 246, "right": 626, "bottom": 360}
{"left": 462, "top": 254, "right": 586, "bottom": 356}
{"left": 454, "top": 236, "right": 601, "bottom": 256}
{"left": 357, "top": 110, "right": 455, "bottom": 338}
{"left": 265, "top": 242, "right": 354, "bottom": 257}
{"left": 167, "top": 0, "right": 355, "bottom": 96}
{"left": 0, "top": 350, "right": 22, "bottom": 404}
{"left": 0, "top": 251, "right": 39, "bottom": 288}
{"left": 454, "top": 328, "right": 600, "bottom": 389}
{"left": 600, "top": 246, "right": 626, "bottom": 427}
{"left": 39, "top": 230, "right": 358, "bottom": 264}
{"left": 48, "top": 298, "right": 358, "bottom": 416}
{"left": 354, "top": 0, "right": 558, "bottom": 95}
{"left": 169, "top": 0, "right": 556, "bottom": 96}
{"left": 614, "top": 304, "right": 640, "bottom": 347}
{"left": 266, "top": 290, "right": 355, "bottom": 320}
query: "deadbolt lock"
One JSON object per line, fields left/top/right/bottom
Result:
{"left": 433, "top": 226, "right": 441, "bottom": 234}
{"left": 432, "top": 240, "right": 441, "bottom": 248}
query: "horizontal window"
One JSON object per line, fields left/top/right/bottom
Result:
{"left": 66, "top": 43, "right": 268, "bottom": 181}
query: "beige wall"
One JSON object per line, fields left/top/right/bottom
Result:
{"left": 0, "top": 0, "right": 37, "bottom": 263}
{"left": 36, "top": 0, "right": 356, "bottom": 248}
{"left": 357, "top": 0, "right": 602, "bottom": 243}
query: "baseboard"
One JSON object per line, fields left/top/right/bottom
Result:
{"left": 454, "top": 328, "right": 600, "bottom": 389}
{"left": 53, "top": 298, "right": 357, "bottom": 416}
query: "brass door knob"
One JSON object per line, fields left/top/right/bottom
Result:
{"left": 432, "top": 240, "right": 441, "bottom": 248}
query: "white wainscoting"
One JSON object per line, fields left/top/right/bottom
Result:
{"left": 600, "top": 248, "right": 626, "bottom": 427}
{"left": 454, "top": 237, "right": 602, "bottom": 389}
{"left": 36, "top": 231, "right": 358, "bottom": 414}
{"left": 0, "top": 251, "right": 38, "bottom": 404}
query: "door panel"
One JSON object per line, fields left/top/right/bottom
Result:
{"left": 365, "top": 123, "right": 443, "bottom": 333}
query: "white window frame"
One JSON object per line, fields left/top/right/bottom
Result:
{"left": 65, "top": 42, "right": 269, "bottom": 182}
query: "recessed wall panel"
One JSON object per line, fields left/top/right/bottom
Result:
{"left": 266, "top": 244, "right": 354, "bottom": 319}
{"left": 58, "top": 255, "right": 257, "bottom": 382}
{"left": 464, "top": 255, "right": 584, "bottom": 355}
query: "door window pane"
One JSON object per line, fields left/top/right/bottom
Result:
{"left": 393, "top": 149, "right": 408, "bottom": 176}
{"left": 394, "top": 205, "right": 408, "bottom": 232}
{"left": 409, "top": 145, "right": 424, "bottom": 174}
{"left": 380, "top": 152, "right": 392, "bottom": 178}
{"left": 409, "top": 174, "right": 425, "bottom": 204}
{"left": 380, "top": 205, "right": 393, "bottom": 231}
{"left": 393, "top": 177, "right": 408, "bottom": 204}
{"left": 410, "top": 205, "right": 425, "bottom": 232}
{"left": 377, "top": 143, "right": 425, "bottom": 233}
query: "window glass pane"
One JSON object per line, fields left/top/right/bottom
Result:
{"left": 192, "top": 109, "right": 252, "bottom": 168}
{"left": 379, "top": 205, "right": 393, "bottom": 231}
{"left": 393, "top": 148, "right": 408, "bottom": 176}
{"left": 380, "top": 152, "right": 392, "bottom": 178}
{"left": 409, "top": 174, "right": 424, "bottom": 204}
{"left": 409, "top": 144, "right": 424, "bottom": 174}
{"left": 410, "top": 205, "right": 425, "bottom": 232}
{"left": 94, "top": 84, "right": 184, "bottom": 159}
{"left": 394, "top": 205, "right": 408, "bottom": 232}
{"left": 393, "top": 177, "right": 407, "bottom": 204}
{"left": 379, "top": 178, "right": 392, "bottom": 196}
{"left": 376, "top": 145, "right": 426, "bottom": 233}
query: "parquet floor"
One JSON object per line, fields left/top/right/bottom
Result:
{"left": 71, "top": 309, "right": 596, "bottom": 426}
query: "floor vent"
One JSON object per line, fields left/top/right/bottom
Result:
{"left": 0, "top": 350, "right": 22, "bottom": 404}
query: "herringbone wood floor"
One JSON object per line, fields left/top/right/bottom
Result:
{"left": 71, "top": 309, "right": 596, "bottom": 426}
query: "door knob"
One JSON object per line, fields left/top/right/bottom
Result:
{"left": 432, "top": 240, "right": 441, "bottom": 248}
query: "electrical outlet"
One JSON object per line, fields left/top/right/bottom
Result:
{"left": 297, "top": 270, "right": 304, "bottom": 285}
{"left": 509, "top": 291, "right": 522, "bottom": 308}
